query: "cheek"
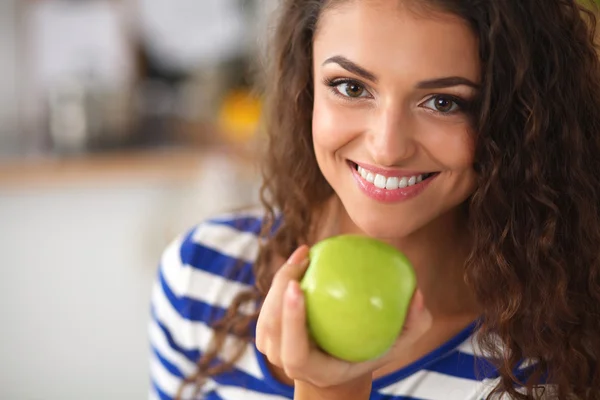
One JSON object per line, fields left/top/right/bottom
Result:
{"left": 312, "top": 93, "right": 365, "bottom": 152}
{"left": 423, "top": 124, "right": 476, "bottom": 171}
{"left": 437, "top": 128, "right": 478, "bottom": 199}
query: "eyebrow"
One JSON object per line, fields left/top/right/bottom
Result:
{"left": 323, "top": 55, "right": 378, "bottom": 83}
{"left": 416, "top": 76, "right": 479, "bottom": 89}
{"left": 322, "top": 55, "right": 479, "bottom": 89}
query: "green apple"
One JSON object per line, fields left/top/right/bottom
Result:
{"left": 300, "top": 235, "right": 416, "bottom": 362}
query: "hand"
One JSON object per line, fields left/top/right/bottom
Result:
{"left": 255, "top": 245, "right": 432, "bottom": 390}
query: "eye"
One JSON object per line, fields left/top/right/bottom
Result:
{"left": 339, "top": 81, "right": 366, "bottom": 98}
{"left": 421, "top": 95, "right": 462, "bottom": 113}
{"left": 327, "top": 79, "right": 371, "bottom": 99}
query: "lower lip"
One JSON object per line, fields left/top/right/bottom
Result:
{"left": 349, "top": 163, "right": 436, "bottom": 203}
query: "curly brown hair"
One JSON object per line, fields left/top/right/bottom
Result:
{"left": 177, "top": 1, "right": 600, "bottom": 399}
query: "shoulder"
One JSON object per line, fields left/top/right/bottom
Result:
{"left": 156, "top": 209, "right": 267, "bottom": 315}
{"left": 151, "top": 209, "right": 269, "bottom": 345}
{"left": 177, "top": 210, "right": 266, "bottom": 282}
{"left": 149, "top": 210, "right": 270, "bottom": 398}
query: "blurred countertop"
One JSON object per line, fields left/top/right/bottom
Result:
{"left": 0, "top": 146, "right": 253, "bottom": 189}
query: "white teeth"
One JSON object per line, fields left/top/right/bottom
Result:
{"left": 374, "top": 174, "right": 387, "bottom": 189}
{"left": 356, "top": 164, "right": 428, "bottom": 190}
{"left": 385, "top": 176, "right": 399, "bottom": 190}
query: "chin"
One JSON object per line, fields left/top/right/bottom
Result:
{"left": 348, "top": 209, "right": 424, "bottom": 241}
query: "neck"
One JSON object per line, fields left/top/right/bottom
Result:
{"left": 398, "top": 208, "right": 479, "bottom": 320}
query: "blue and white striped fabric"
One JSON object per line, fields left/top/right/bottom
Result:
{"left": 149, "top": 211, "right": 504, "bottom": 400}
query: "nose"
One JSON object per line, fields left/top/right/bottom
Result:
{"left": 366, "top": 105, "right": 417, "bottom": 167}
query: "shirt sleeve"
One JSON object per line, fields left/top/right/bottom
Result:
{"left": 148, "top": 229, "right": 204, "bottom": 400}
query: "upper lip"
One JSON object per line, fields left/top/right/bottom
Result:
{"left": 351, "top": 161, "right": 434, "bottom": 178}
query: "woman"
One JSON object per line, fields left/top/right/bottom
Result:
{"left": 149, "top": 1, "right": 600, "bottom": 399}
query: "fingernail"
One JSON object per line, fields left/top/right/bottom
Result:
{"left": 287, "top": 246, "right": 308, "bottom": 265}
{"left": 299, "top": 258, "right": 310, "bottom": 270}
{"left": 286, "top": 281, "right": 301, "bottom": 304}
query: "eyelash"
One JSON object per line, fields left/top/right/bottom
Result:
{"left": 324, "top": 77, "right": 371, "bottom": 102}
{"left": 323, "top": 77, "right": 470, "bottom": 115}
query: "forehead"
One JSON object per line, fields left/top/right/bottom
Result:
{"left": 314, "top": 0, "right": 480, "bottom": 82}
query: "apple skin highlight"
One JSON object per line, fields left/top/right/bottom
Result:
{"left": 300, "top": 235, "right": 417, "bottom": 362}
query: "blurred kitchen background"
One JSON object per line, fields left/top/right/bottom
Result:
{"left": 0, "top": 0, "right": 277, "bottom": 399}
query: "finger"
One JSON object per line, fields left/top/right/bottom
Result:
{"left": 274, "top": 245, "right": 311, "bottom": 281}
{"left": 257, "top": 246, "right": 308, "bottom": 329}
{"left": 278, "top": 282, "right": 382, "bottom": 386}
{"left": 255, "top": 334, "right": 268, "bottom": 355}
{"left": 280, "top": 282, "right": 358, "bottom": 385}
{"left": 256, "top": 337, "right": 272, "bottom": 361}
{"left": 255, "top": 305, "right": 275, "bottom": 352}
{"left": 280, "top": 280, "right": 311, "bottom": 379}
{"left": 268, "top": 246, "right": 310, "bottom": 306}
{"left": 257, "top": 246, "right": 310, "bottom": 339}
{"left": 255, "top": 246, "right": 310, "bottom": 365}
{"left": 265, "top": 339, "right": 283, "bottom": 368}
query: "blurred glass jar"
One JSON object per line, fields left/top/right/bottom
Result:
{"left": 218, "top": 88, "right": 262, "bottom": 145}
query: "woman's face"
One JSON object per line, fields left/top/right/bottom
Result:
{"left": 312, "top": 0, "right": 480, "bottom": 239}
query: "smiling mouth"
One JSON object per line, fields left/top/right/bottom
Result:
{"left": 349, "top": 161, "right": 439, "bottom": 190}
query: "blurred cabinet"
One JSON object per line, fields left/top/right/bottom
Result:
{"left": 0, "top": 0, "right": 19, "bottom": 156}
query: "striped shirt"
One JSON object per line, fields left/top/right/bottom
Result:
{"left": 149, "top": 211, "right": 507, "bottom": 400}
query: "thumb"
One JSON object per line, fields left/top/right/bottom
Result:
{"left": 402, "top": 289, "right": 432, "bottom": 335}
{"left": 368, "top": 289, "right": 432, "bottom": 369}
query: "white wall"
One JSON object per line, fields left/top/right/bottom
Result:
{"left": 0, "top": 154, "right": 260, "bottom": 400}
{"left": 0, "top": 183, "right": 174, "bottom": 400}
